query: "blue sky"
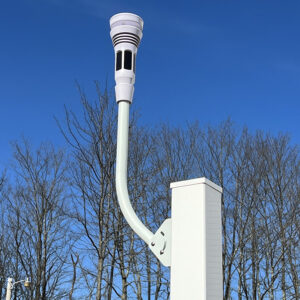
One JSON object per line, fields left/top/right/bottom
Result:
{"left": 1, "top": 0, "right": 299, "bottom": 168}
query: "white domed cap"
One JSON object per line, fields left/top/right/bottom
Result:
{"left": 110, "top": 13, "right": 143, "bottom": 31}
{"left": 110, "top": 13, "right": 144, "bottom": 46}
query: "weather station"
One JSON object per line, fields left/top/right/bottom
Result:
{"left": 110, "top": 13, "right": 223, "bottom": 299}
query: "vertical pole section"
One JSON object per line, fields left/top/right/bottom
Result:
{"left": 5, "top": 278, "right": 13, "bottom": 300}
{"left": 170, "top": 178, "right": 223, "bottom": 300}
{"left": 116, "top": 101, "right": 154, "bottom": 245}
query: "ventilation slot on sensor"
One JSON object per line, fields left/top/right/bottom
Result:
{"left": 112, "top": 32, "right": 140, "bottom": 47}
{"left": 116, "top": 51, "right": 122, "bottom": 71}
{"left": 124, "top": 50, "right": 132, "bottom": 70}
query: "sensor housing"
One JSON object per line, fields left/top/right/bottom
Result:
{"left": 110, "top": 13, "right": 144, "bottom": 103}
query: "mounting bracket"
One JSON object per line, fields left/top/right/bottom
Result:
{"left": 149, "top": 218, "right": 172, "bottom": 267}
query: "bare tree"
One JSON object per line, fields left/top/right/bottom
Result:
{"left": 54, "top": 86, "right": 300, "bottom": 299}
{"left": 6, "top": 140, "right": 72, "bottom": 300}
{"left": 0, "top": 172, "right": 12, "bottom": 299}
{"left": 69, "top": 252, "right": 79, "bottom": 300}
{"left": 1, "top": 76, "right": 299, "bottom": 300}
{"left": 257, "top": 134, "right": 300, "bottom": 299}
{"left": 57, "top": 83, "right": 120, "bottom": 299}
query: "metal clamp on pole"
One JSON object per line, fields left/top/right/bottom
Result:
{"left": 149, "top": 218, "right": 172, "bottom": 267}
{"left": 110, "top": 13, "right": 171, "bottom": 267}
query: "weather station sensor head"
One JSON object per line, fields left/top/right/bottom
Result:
{"left": 110, "top": 13, "right": 144, "bottom": 103}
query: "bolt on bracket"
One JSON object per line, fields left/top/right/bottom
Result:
{"left": 149, "top": 218, "right": 172, "bottom": 267}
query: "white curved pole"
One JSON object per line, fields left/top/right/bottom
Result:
{"left": 116, "top": 101, "right": 154, "bottom": 245}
